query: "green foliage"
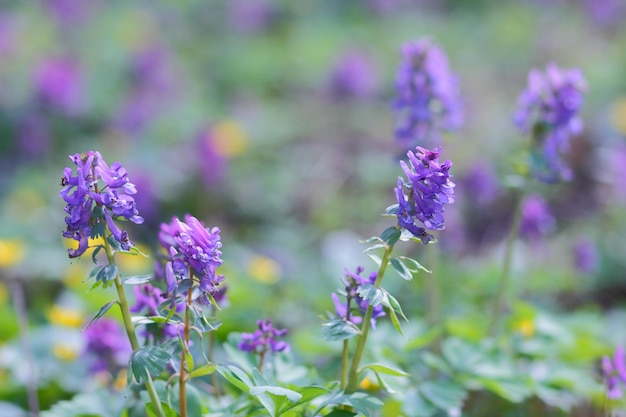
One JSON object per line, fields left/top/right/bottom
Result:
{"left": 127, "top": 346, "right": 174, "bottom": 385}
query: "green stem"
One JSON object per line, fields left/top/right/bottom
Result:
{"left": 344, "top": 243, "right": 395, "bottom": 393}
{"left": 340, "top": 339, "right": 349, "bottom": 390}
{"left": 425, "top": 243, "right": 439, "bottom": 328}
{"left": 103, "top": 238, "right": 166, "bottom": 417}
{"left": 179, "top": 290, "right": 192, "bottom": 417}
{"left": 488, "top": 191, "right": 524, "bottom": 336}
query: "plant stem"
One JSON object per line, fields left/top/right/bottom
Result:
{"left": 425, "top": 243, "right": 439, "bottom": 328}
{"left": 340, "top": 339, "right": 349, "bottom": 389}
{"left": 179, "top": 289, "right": 193, "bottom": 417}
{"left": 488, "top": 192, "right": 523, "bottom": 336}
{"left": 344, "top": 243, "right": 394, "bottom": 393}
{"left": 11, "top": 280, "right": 39, "bottom": 417}
{"left": 103, "top": 239, "right": 166, "bottom": 417}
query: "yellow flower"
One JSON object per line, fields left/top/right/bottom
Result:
{"left": 247, "top": 255, "right": 281, "bottom": 284}
{"left": 63, "top": 235, "right": 105, "bottom": 255}
{"left": 514, "top": 318, "right": 535, "bottom": 338}
{"left": 53, "top": 343, "right": 79, "bottom": 361}
{"left": 48, "top": 305, "right": 83, "bottom": 328}
{"left": 0, "top": 239, "right": 26, "bottom": 267}
{"left": 211, "top": 120, "right": 249, "bottom": 157}
{"left": 359, "top": 376, "right": 381, "bottom": 392}
{"left": 113, "top": 369, "right": 128, "bottom": 392}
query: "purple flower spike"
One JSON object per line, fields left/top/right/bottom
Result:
{"left": 519, "top": 194, "right": 555, "bottom": 241}
{"left": 393, "top": 38, "right": 463, "bottom": 147}
{"left": 602, "top": 346, "right": 626, "bottom": 399}
{"left": 332, "top": 267, "right": 385, "bottom": 329}
{"left": 60, "top": 151, "right": 143, "bottom": 258}
{"left": 159, "top": 215, "right": 225, "bottom": 303}
{"left": 238, "top": 319, "right": 289, "bottom": 354}
{"left": 514, "top": 63, "right": 587, "bottom": 182}
{"left": 394, "top": 146, "right": 455, "bottom": 243}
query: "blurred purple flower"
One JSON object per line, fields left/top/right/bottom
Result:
{"left": 392, "top": 38, "right": 463, "bottom": 147}
{"left": 35, "top": 57, "right": 85, "bottom": 116}
{"left": 395, "top": 146, "right": 455, "bottom": 243}
{"left": 329, "top": 51, "right": 378, "bottom": 99}
{"left": 332, "top": 266, "right": 385, "bottom": 329}
{"left": 602, "top": 346, "right": 626, "bottom": 399}
{"left": 60, "top": 151, "right": 143, "bottom": 258}
{"left": 514, "top": 63, "right": 586, "bottom": 182}
{"left": 196, "top": 128, "right": 228, "bottom": 187}
{"left": 461, "top": 162, "right": 501, "bottom": 206}
{"left": 227, "top": 0, "right": 275, "bottom": 33}
{"left": 159, "top": 215, "right": 225, "bottom": 304}
{"left": 519, "top": 194, "right": 555, "bottom": 241}
{"left": 83, "top": 318, "right": 131, "bottom": 374}
{"left": 44, "top": 0, "right": 101, "bottom": 25}
{"left": 114, "top": 47, "right": 176, "bottom": 133}
{"left": 17, "top": 115, "right": 51, "bottom": 157}
{"left": 238, "top": 319, "right": 289, "bottom": 353}
{"left": 130, "top": 284, "right": 185, "bottom": 342}
{"left": 572, "top": 238, "right": 598, "bottom": 274}
{"left": 584, "top": 0, "right": 626, "bottom": 28}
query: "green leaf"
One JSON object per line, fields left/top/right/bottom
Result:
{"left": 380, "top": 290, "right": 408, "bottom": 321}
{"left": 123, "top": 275, "right": 153, "bottom": 285}
{"left": 405, "top": 326, "right": 442, "bottom": 350}
{"left": 128, "top": 346, "right": 173, "bottom": 384}
{"left": 251, "top": 369, "right": 277, "bottom": 416}
{"left": 396, "top": 256, "right": 430, "bottom": 273}
{"left": 83, "top": 301, "right": 117, "bottom": 331}
{"left": 88, "top": 265, "right": 118, "bottom": 288}
{"left": 131, "top": 316, "right": 175, "bottom": 326}
{"left": 280, "top": 386, "right": 330, "bottom": 414}
{"left": 384, "top": 204, "right": 399, "bottom": 215}
{"left": 330, "top": 393, "right": 383, "bottom": 417}
{"left": 145, "top": 402, "right": 177, "bottom": 417}
{"left": 91, "top": 245, "right": 103, "bottom": 264}
{"left": 106, "top": 235, "right": 122, "bottom": 252}
{"left": 357, "top": 284, "right": 384, "bottom": 306}
{"left": 216, "top": 365, "right": 253, "bottom": 393}
{"left": 40, "top": 391, "right": 122, "bottom": 417}
{"left": 419, "top": 381, "right": 467, "bottom": 411}
{"left": 441, "top": 338, "right": 485, "bottom": 373}
{"left": 249, "top": 385, "right": 302, "bottom": 403}
{"left": 323, "top": 410, "right": 357, "bottom": 417}
{"left": 321, "top": 319, "right": 361, "bottom": 342}
{"left": 479, "top": 377, "right": 532, "bottom": 403}
{"left": 389, "top": 257, "right": 412, "bottom": 280}
{"left": 190, "top": 310, "right": 222, "bottom": 333}
{"left": 387, "top": 308, "right": 406, "bottom": 338}
{"left": 189, "top": 363, "right": 216, "bottom": 379}
{"left": 358, "top": 363, "right": 409, "bottom": 377}
{"left": 380, "top": 227, "right": 401, "bottom": 246}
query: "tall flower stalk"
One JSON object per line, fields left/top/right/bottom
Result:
{"left": 489, "top": 64, "right": 586, "bottom": 335}
{"left": 344, "top": 146, "right": 455, "bottom": 393}
{"left": 60, "top": 151, "right": 165, "bottom": 417}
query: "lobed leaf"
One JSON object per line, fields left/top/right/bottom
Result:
{"left": 321, "top": 319, "right": 361, "bottom": 342}
{"left": 128, "top": 346, "right": 173, "bottom": 384}
{"left": 123, "top": 275, "right": 153, "bottom": 285}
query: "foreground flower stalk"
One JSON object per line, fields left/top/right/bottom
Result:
{"left": 179, "top": 286, "right": 193, "bottom": 417}
{"left": 344, "top": 243, "right": 394, "bottom": 394}
{"left": 102, "top": 235, "right": 166, "bottom": 417}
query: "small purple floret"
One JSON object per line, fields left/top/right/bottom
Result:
{"left": 238, "top": 319, "right": 289, "bottom": 354}
{"left": 332, "top": 266, "right": 385, "bottom": 329}
{"left": 602, "top": 346, "right": 626, "bottom": 399}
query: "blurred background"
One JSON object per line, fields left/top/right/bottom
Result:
{"left": 1, "top": 0, "right": 626, "bottom": 413}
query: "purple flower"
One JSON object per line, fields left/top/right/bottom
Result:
{"left": 35, "top": 57, "right": 85, "bottom": 116}
{"left": 238, "top": 319, "right": 289, "bottom": 354}
{"left": 602, "top": 346, "right": 626, "bottom": 399}
{"left": 83, "top": 318, "right": 131, "bottom": 374}
{"left": 394, "top": 146, "right": 455, "bottom": 243}
{"left": 514, "top": 63, "right": 587, "bottom": 182}
{"left": 44, "top": 0, "right": 101, "bottom": 25}
{"left": 159, "top": 215, "right": 225, "bottom": 304}
{"left": 227, "top": 0, "right": 275, "bottom": 34}
{"left": 519, "top": 194, "right": 555, "bottom": 241}
{"left": 460, "top": 162, "right": 501, "bottom": 206}
{"left": 392, "top": 38, "right": 463, "bottom": 147}
{"left": 572, "top": 239, "right": 598, "bottom": 274}
{"left": 329, "top": 50, "right": 378, "bottom": 99}
{"left": 332, "top": 267, "right": 385, "bottom": 329}
{"left": 130, "top": 284, "right": 185, "bottom": 343}
{"left": 60, "top": 151, "right": 143, "bottom": 258}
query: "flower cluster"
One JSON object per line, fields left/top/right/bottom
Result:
{"left": 602, "top": 346, "right": 626, "bottom": 399}
{"left": 331, "top": 266, "right": 385, "bottom": 329}
{"left": 130, "top": 284, "right": 183, "bottom": 341}
{"left": 83, "top": 318, "right": 131, "bottom": 375}
{"left": 60, "top": 151, "right": 143, "bottom": 258}
{"left": 159, "top": 214, "right": 225, "bottom": 304}
{"left": 519, "top": 194, "right": 555, "bottom": 241}
{"left": 394, "top": 146, "right": 455, "bottom": 243}
{"left": 392, "top": 38, "right": 463, "bottom": 147}
{"left": 238, "top": 319, "right": 289, "bottom": 354}
{"left": 514, "top": 63, "right": 587, "bottom": 182}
